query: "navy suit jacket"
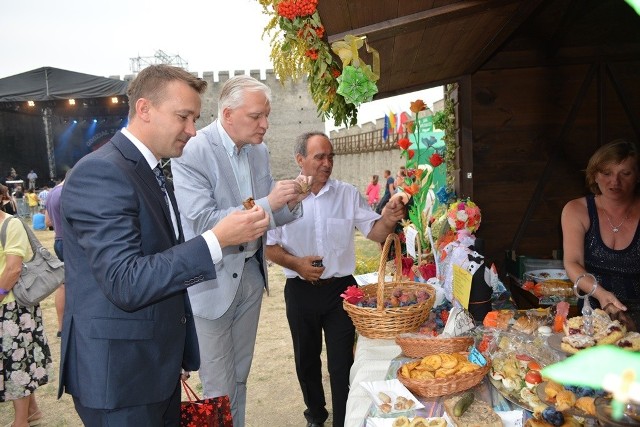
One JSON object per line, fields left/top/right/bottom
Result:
{"left": 58, "top": 131, "right": 215, "bottom": 409}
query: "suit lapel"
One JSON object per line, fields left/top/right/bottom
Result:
{"left": 112, "top": 132, "right": 177, "bottom": 241}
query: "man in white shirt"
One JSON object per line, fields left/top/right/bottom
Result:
{"left": 266, "top": 132, "right": 406, "bottom": 427}
{"left": 27, "top": 170, "right": 37, "bottom": 190}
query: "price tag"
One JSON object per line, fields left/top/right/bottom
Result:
{"left": 453, "top": 264, "right": 472, "bottom": 309}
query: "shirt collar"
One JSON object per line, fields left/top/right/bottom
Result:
{"left": 216, "top": 120, "right": 248, "bottom": 157}
{"left": 121, "top": 128, "right": 158, "bottom": 170}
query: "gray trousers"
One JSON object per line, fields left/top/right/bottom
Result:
{"left": 194, "top": 256, "right": 264, "bottom": 427}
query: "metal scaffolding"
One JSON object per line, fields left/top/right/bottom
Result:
{"left": 129, "top": 50, "right": 189, "bottom": 72}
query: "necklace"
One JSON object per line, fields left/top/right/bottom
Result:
{"left": 604, "top": 212, "right": 629, "bottom": 233}
{"left": 597, "top": 195, "right": 632, "bottom": 233}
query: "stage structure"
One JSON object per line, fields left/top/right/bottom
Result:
{"left": 0, "top": 67, "right": 129, "bottom": 181}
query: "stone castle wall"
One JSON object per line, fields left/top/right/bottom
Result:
{"left": 118, "top": 68, "right": 433, "bottom": 194}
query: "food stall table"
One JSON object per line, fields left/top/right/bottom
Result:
{"left": 345, "top": 336, "right": 525, "bottom": 427}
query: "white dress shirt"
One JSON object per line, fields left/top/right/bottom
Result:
{"left": 121, "top": 128, "right": 222, "bottom": 263}
{"left": 217, "top": 120, "right": 260, "bottom": 258}
{"left": 267, "top": 179, "right": 380, "bottom": 279}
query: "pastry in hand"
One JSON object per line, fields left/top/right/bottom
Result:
{"left": 242, "top": 197, "right": 255, "bottom": 210}
{"left": 295, "top": 175, "right": 312, "bottom": 194}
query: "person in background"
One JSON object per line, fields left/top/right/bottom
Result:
{"left": 266, "top": 132, "right": 406, "bottom": 427}
{"left": 58, "top": 64, "right": 271, "bottom": 426}
{"left": 13, "top": 185, "right": 27, "bottom": 218}
{"left": 375, "top": 169, "right": 396, "bottom": 214}
{"left": 26, "top": 188, "right": 40, "bottom": 217}
{"left": 32, "top": 209, "right": 46, "bottom": 230}
{"left": 562, "top": 139, "right": 640, "bottom": 325}
{"left": 0, "top": 184, "right": 17, "bottom": 215}
{"left": 37, "top": 186, "right": 50, "bottom": 211}
{"left": 365, "top": 174, "right": 380, "bottom": 211}
{"left": 45, "top": 176, "right": 66, "bottom": 338}
{"left": 0, "top": 207, "right": 51, "bottom": 427}
{"left": 172, "top": 74, "right": 308, "bottom": 427}
{"left": 27, "top": 170, "right": 38, "bottom": 190}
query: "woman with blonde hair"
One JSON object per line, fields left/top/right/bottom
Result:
{"left": 562, "top": 139, "right": 640, "bottom": 322}
{"left": 0, "top": 208, "right": 52, "bottom": 426}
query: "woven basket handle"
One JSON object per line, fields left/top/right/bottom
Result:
{"left": 376, "top": 233, "right": 402, "bottom": 311}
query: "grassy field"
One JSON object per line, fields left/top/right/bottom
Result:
{"left": 0, "top": 223, "right": 383, "bottom": 426}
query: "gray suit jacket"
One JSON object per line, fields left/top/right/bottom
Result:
{"left": 58, "top": 132, "right": 214, "bottom": 409}
{"left": 172, "top": 121, "right": 300, "bottom": 319}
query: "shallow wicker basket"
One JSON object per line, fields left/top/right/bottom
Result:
{"left": 342, "top": 233, "right": 436, "bottom": 340}
{"left": 395, "top": 335, "right": 475, "bottom": 358}
{"left": 396, "top": 357, "right": 491, "bottom": 398}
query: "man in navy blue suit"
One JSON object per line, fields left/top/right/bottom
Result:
{"left": 58, "top": 65, "right": 270, "bottom": 426}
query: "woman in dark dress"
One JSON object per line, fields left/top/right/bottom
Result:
{"left": 561, "top": 139, "right": 640, "bottom": 323}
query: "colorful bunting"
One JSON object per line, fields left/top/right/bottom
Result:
{"left": 383, "top": 114, "right": 390, "bottom": 140}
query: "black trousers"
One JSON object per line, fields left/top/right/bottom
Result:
{"left": 285, "top": 276, "right": 356, "bottom": 427}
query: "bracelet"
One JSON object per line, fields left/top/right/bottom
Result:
{"left": 0, "top": 288, "right": 10, "bottom": 296}
{"left": 574, "top": 273, "right": 598, "bottom": 298}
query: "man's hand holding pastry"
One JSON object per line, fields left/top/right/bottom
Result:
{"left": 212, "top": 205, "right": 270, "bottom": 247}
{"left": 267, "top": 176, "right": 312, "bottom": 211}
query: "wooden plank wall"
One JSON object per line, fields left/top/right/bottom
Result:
{"left": 462, "top": 60, "right": 640, "bottom": 276}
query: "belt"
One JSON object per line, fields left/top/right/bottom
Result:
{"left": 311, "top": 277, "right": 339, "bottom": 286}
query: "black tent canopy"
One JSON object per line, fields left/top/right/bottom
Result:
{"left": 0, "top": 66, "right": 128, "bottom": 102}
{"left": 0, "top": 67, "right": 130, "bottom": 181}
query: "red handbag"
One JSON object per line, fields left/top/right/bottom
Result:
{"left": 180, "top": 379, "right": 233, "bottom": 427}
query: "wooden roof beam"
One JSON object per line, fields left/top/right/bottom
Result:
{"left": 327, "top": 0, "right": 522, "bottom": 44}
{"left": 465, "top": 0, "right": 547, "bottom": 74}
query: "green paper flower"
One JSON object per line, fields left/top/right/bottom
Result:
{"left": 336, "top": 65, "right": 378, "bottom": 106}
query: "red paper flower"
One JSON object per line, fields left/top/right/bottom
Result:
{"left": 340, "top": 285, "right": 364, "bottom": 304}
{"left": 407, "top": 149, "right": 415, "bottom": 159}
{"left": 417, "top": 263, "right": 437, "bottom": 280}
{"left": 397, "top": 138, "right": 411, "bottom": 150}
{"left": 401, "top": 256, "right": 414, "bottom": 277}
{"left": 429, "top": 153, "right": 443, "bottom": 167}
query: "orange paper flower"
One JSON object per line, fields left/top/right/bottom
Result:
{"left": 410, "top": 99, "right": 427, "bottom": 113}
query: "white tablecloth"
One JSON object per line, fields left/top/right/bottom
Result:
{"left": 345, "top": 336, "right": 402, "bottom": 427}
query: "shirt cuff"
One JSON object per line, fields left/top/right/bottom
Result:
{"left": 202, "top": 230, "right": 222, "bottom": 264}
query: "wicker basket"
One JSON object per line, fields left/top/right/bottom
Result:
{"left": 342, "top": 233, "right": 436, "bottom": 339}
{"left": 396, "top": 357, "right": 491, "bottom": 398}
{"left": 395, "top": 335, "right": 475, "bottom": 358}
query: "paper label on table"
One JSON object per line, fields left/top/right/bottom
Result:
{"left": 405, "top": 227, "right": 418, "bottom": 258}
{"left": 453, "top": 264, "right": 472, "bottom": 309}
{"left": 442, "top": 305, "right": 475, "bottom": 337}
{"left": 468, "top": 346, "right": 487, "bottom": 366}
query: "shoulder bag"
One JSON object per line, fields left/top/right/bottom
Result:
{"left": 0, "top": 216, "right": 64, "bottom": 307}
{"left": 180, "top": 379, "right": 233, "bottom": 427}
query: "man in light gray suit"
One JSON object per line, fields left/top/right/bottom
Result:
{"left": 172, "top": 75, "right": 308, "bottom": 426}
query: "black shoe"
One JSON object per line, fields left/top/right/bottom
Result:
{"left": 56, "top": 331, "right": 61, "bottom": 338}
{"left": 306, "top": 423, "right": 324, "bottom": 427}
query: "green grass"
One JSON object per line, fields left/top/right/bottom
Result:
{"left": 354, "top": 231, "right": 383, "bottom": 274}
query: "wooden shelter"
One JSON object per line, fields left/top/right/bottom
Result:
{"left": 317, "top": 0, "right": 640, "bottom": 272}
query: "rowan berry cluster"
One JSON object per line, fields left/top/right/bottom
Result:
{"left": 276, "top": 0, "right": 318, "bottom": 20}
